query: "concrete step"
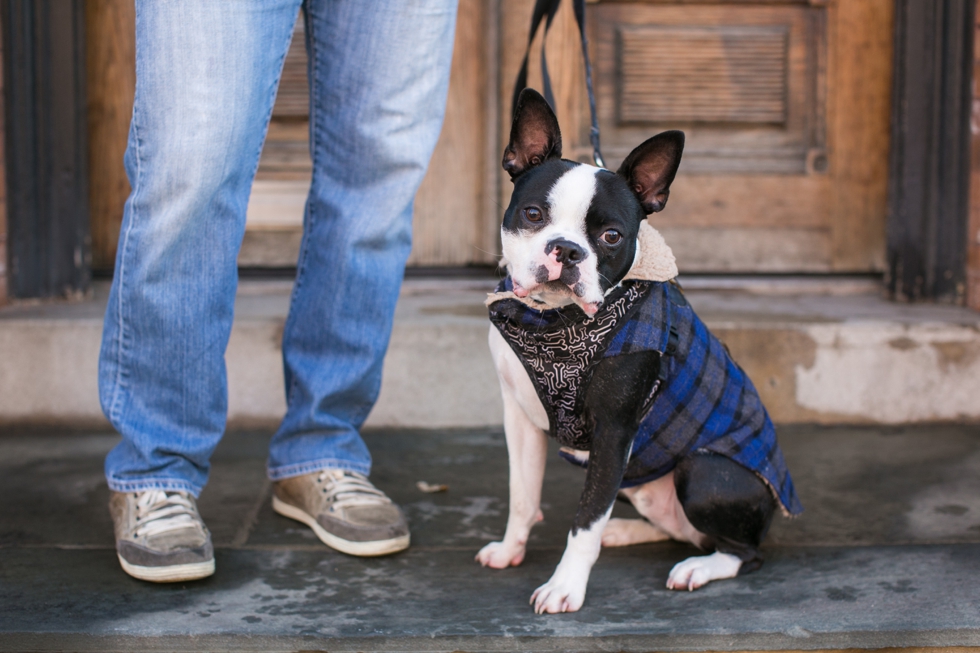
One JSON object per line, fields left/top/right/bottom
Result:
{"left": 0, "top": 277, "right": 978, "bottom": 428}
{"left": 1, "top": 424, "right": 979, "bottom": 652}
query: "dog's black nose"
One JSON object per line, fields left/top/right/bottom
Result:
{"left": 545, "top": 239, "right": 587, "bottom": 266}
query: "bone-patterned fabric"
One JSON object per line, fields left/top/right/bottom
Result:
{"left": 489, "top": 279, "right": 649, "bottom": 450}
{"left": 488, "top": 277, "right": 803, "bottom": 516}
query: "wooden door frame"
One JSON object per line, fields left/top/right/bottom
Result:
{"left": 969, "top": 0, "right": 980, "bottom": 311}
{"left": 887, "top": 0, "right": 975, "bottom": 303}
{"left": 0, "top": 0, "right": 91, "bottom": 300}
{"left": 0, "top": 18, "right": 6, "bottom": 306}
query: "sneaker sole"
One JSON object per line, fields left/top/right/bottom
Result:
{"left": 117, "top": 555, "right": 215, "bottom": 583}
{"left": 272, "top": 496, "right": 410, "bottom": 557}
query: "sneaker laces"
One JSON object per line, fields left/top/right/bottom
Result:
{"left": 317, "top": 470, "right": 391, "bottom": 510}
{"left": 133, "top": 490, "right": 201, "bottom": 539}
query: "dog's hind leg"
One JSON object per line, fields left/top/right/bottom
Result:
{"left": 666, "top": 551, "right": 744, "bottom": 591}
{"left": 667, "top": 452, "right": 776, "bottom": 591}
{"left": 618, "top": 473, "right": 707, "bottom": 546}
{"left": 601, "top": 518, "right": 670, "bottom": 547}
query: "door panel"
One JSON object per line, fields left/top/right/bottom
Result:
{"left": 586, "top": 0, "right": 891, "bottom": 272}
{"left": 499, "top": 0, "right": 892, "bottom": 273}
{"left": 595, "top": 5, "right": 826, "bottom": 175}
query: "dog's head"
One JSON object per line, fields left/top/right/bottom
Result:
{"left": 500, "top": 89, "right": 684, "bottom": 315}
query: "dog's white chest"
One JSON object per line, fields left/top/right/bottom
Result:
{"left": 489, "top": 327, "right": 549, "bottom": 432}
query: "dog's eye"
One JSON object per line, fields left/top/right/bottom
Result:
{"left": 602, "top": 230, "right": 622, "bottom": 245}
{"left": 523, "top": 207, "right": 543, "bottom": 223}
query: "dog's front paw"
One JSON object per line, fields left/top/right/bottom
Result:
{"left": 476, "top": 541, "right": 526, "bottom": 568}
{"left": 666, "top": 552, "right": 742, "bottom": 591}
{"left": 530, "top": 573, "right": 587, "bottom": 614}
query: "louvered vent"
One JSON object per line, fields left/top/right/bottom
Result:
{"left": 618, "top": 26, "right": 788, "bottom": 125}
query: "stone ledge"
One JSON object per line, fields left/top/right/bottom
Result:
{"left": 0, "top": 279, "right": 978, "bottom": 427}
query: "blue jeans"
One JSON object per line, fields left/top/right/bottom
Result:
{"left": 100, "top": 0, "right": 458, "bottom": 496}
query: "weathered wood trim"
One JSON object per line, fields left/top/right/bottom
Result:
{"left": 0, "top": 18, "right": 6, "bottom": 306}
{"left": 482, "top": 0, "right": 502, "bottom": 265}
{"left": 887, "top": 0, "right": 975, "bottom": 302}
{"left": 86, "top": 0, "right": 135, "bottom": 271}
{"left": 968, "top": 0, "right": 980, "bottom": 311}
{"left": 411, "top": 0, "right": 498, "bottom": 266}
{"left": 0, "top": 0, "right": 91, "bottom": 299}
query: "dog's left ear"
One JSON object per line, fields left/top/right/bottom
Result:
{"left": 503, "top": 89, "right": 562, "bottom": 180}
{"left": 617, "top": 131, "right": 684, "bottom": 214}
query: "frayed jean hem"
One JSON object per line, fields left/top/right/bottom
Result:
{"left": 106, "top": 477, "right": 203, "bottom": 498}
{"left": 267, "top": 457, "right": 372, "bottom": 481}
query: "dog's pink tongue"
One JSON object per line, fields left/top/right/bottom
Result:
{"left": 512, "top": 281, "right": 530, "bottom": 298}
{"left": 582, "top": 302, "right": 600, "bottom": 316}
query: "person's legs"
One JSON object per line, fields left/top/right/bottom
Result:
{"left": 100, "top": 0, "right": 301, "bottom": 497}
{"left": 266, "top": 0, "right": 457, "bottom": 556}
{"left": 267, "top": 0, "right": 458, "bottom": 478}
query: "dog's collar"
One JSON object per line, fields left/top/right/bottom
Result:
{"left": 486, "top": 220, "right": 677, "bottom": 310}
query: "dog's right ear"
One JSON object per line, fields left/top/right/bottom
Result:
{"left": 502, "top": 89, "right": 562, "bottom": 180}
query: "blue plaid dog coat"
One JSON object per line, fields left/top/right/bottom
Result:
{"left": 488, "top": 277, "right": 803, "bottom": 516}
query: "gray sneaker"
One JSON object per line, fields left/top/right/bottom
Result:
{"left": 272, "top": 469, "right": 410, "bottom": 556}
{"left": 109, "top": 490, "right": 215, "bottom": 582}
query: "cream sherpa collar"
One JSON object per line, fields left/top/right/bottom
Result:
{"left": 485, "top": 220, "right": 678, "bottom": 309}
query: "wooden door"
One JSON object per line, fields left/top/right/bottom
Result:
{"left": 501, "top": 0, "right": 894, "bottom": 273}
{"left": 87, "top": 0, "right": 894, "bottom": 273}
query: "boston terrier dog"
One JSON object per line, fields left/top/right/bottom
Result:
{"left": 477, "top": 89, "right": 802, "bottom": 614}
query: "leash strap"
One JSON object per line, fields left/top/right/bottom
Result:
{"left": 512, "top": 0, "right": 561, "bottom": 120}
{"left": 511, "top": 0, "right": 605, "bottom": 167}
{"left": 572, "top": 0, "right": 604, "bottom": 168}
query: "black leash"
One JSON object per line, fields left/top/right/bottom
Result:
{"left": 512, "top": 0, "right": 604, "bottom": 168}
{"left": 572, "top": 0, "right": 604, "bottom": 168}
